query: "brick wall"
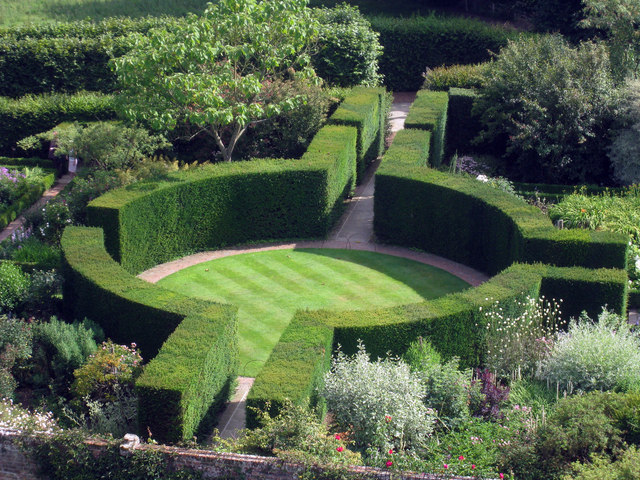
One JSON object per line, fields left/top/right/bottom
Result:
{"left": 1, "top": 429, "right": 476, "bottom": 480}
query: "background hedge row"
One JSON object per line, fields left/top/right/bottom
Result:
{"left": 403, "top": 90, "right": 448, "bottom": 167}
{"left": 0, "top": 92, "right": 116, "bottom": 155}
{"left": 61, "top": 226, "right": 238, "bottom": 444}
{"left": 370, "top": 15, "right": 520, "bottom": 91}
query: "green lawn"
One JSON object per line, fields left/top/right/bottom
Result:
{"left": 158, "top": 248, "right": 469, "bottom": 377}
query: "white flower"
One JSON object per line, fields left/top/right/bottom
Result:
{"left": 476, "top": 174, "right": 489, "bottom": 182}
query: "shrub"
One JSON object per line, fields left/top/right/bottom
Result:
{"left": 0, "top": 261, "right": 29, "bottom": 313}
{"left": 608, "top": 80, "right": 640, "bottom": 185}
{"left": 29, "top": 318, "right": 100, "bottom": 394}
{"left": 9, "top": 237, "right": 61, "bottom": 270}
{"left": 47, "top": 122, "right": 169, "bottom": 171}
{"left": 321, "top": 343, "right": 435, "bottom": 452}
{"left": 422, "top": 63, "right": 489, "bottom": 91}
{"left": 0, "top": 316, "right": 32, "bottom": 399}
{"left": 22, "top": 269, "right": 63, "bottom": 318}
{"left": 474, "top": 35, "right": 618, "bottom": 184}
{"left": 312, "top": 5, "right": 382, "bottom": 87}
{"left": 537, "top": 309, "right": 640, "bottom": 393}
{"left": 72, "top": 340, "right": 142, "bottom": 403}
{"left": 24, "top": 198, "right": 72, "bottom": 245}
{"left": 0, "top": 398, "right": 58, "bottom": 434}
{"left": 470, "top": 369, "right": 510, "bottom": 421}
{"left": 481, "top": 295, "right": 565, "bottom": 380}
{"left": 564, "top": 446, "right": 640, "bottom": 480}
{"left": 0, "top": 92, "right": 116, "bottom": 156}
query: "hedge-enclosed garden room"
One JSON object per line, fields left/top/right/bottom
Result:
{"left": 1, "top": 1, "right": 640, "bottom": 479}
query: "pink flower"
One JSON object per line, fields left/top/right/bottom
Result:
{"left": 388, "top": 449, "right": 393, "bottom": 455}
{"left": 472, "top": 464, "right": 476, "bottom": 470}
{"left": 444, "top": 464, "right": 448, "bottom": 470}
{"left": 386, "top": 461, "right": 393, "bottom": 468}
{"left": 335, "top": 434, "right": 341, "bottom": 440}
{"left": 385, "top": 415, "right": 392, "bottom": 423}
{"left": 458, "top": 455, "right": 465, "bottom": 461}
{"left": 336, "top": 447, "right": 343, "bottom": 452}
{"left": 500, "top": 474, "right": 504, "bottom": 479}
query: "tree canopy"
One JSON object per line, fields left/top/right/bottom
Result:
{"left": 113, "top": 0, "right": 319, "bottom": 162}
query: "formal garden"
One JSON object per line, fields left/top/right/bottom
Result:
{"left": 1, "top": 0, "right": 640, "bottom": 479}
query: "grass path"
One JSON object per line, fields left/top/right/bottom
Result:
{"left": 158, "top": 248, "right": 469, "bottom": 377}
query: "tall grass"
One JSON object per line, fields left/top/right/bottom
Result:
{"left": 0, "top": 0, "right": 210, "bottom": 27}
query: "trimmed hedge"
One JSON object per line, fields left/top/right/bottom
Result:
{"left": 61, "top": 226, "right": 238, "bottom": 443}
{"left": 0, "top": 92, "right": 116, "bottom": 155}
{"left": 403, "top": 90, "right": 448, "bottom": 167}
{"left": 375, "top": 165, "right": 628, "bottom": 275}
{"left": 0, "top": 171, "right": 55, "bottom": 229}
{"left": 327, "top": 86, "right": 387, "bottom": 182}
{"left": 422, "top": 63, "right": 489, "bottom": 91}
{"left": 369, "top": 15, "right": 519, "bottom": 91}
{"left": 445, "top": 87, "right": 481, "bottom": 160}
{"left": 87, "top": 126, "right": 357, "bottom": 274}
{"left": 0, "top": 157, "right": 56, "bottom": 170}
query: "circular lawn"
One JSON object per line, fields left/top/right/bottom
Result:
{"left": 157, "top": 248, "right": 470, "bottom": 377}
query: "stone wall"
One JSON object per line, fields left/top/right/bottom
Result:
{"left": 0, "top": 429, "right": 476, "bottom": 480}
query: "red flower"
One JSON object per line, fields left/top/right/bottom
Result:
{"left": 385, "top": 415, "right": 392, "bottom": 422}
{"left": 335, "top": 434, "right": 341, "bottom": 440}
{"left": 336, "top": 447, "right": 344, "bottom": 453}
{"left": 444, "top": 464, "right": 449, "bottom": 469}
{"left": 386, "top": 461, "right": 393, "bottom": 468}
{"left": 458, "top": 455, "right": 465, "bottom": 461}
{"left": 388, "top": 449, "right": 393, "bottom": 455}
{"left": 472, "top": 464, "right": 476, "bottom": 470}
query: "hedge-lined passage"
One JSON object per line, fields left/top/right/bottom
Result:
{"left": 61, "top": 226, "right": 238, "bottom": 444}
{"left": 445, "top": 87, "right": 481, "bottom": 160}
{"left": 403, "top": 90, "right": 448, "bottom": 167}
{"left": 327, "top": 86, "right": 387, "bottom": 183}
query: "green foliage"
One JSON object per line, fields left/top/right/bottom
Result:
{"left": 475, "top": 35, "right": 618, "bottom": 184}
{"left": 0, "top": 91, "right": 116, "bottom": 156}
{"left": 445, "top": 88, "right": 481, "bottom": 159}
{"left": 61, "top": 226, "right": 238, "bottom": 443}
{"left": 24, "top": 198, "right": 72, "bottom": 245}
{"left": 113, "top": 0, "right": 319, "bottom": 162}
{"left": 538, "top": 309, "right": 640, "bottom": 394}
{"left": 46, "top": 122, "right": 169, "bottom": 171}
{"left": 312, "top": 4, "right": 382, "bottom": 87}
{"left": 403, "top": 90, "right": 448, "bottom": 167}
{"left": 29, "top": 318, "right": 99, "bottom": 394}
{"left": 0, "top": 316, "right": 32, "bottom": 399}
{"left": 29, "top": 430, "right": 202, "bottom": 480}
{"left": 0, "top": 261, "right": 29, "bottom": 313}
{"left": 565, "top": 446, "right": 640, "bottom": 480}
{"left": 8, "top": 237, "right": 61, "bottom": 270}
{"left": 327, "top": 86, "right": 386, "bottom": 182}
{"left": 369, "top": 14, "right": 518, "bottom": 91}
{"left": 0, "top": 169, "right": 55, "bottom": 230}
{"left": 422, "top": 63, "right": 489, "bottom": 91}
{"left": 609, "top": 80, "right": 640, "bottom": 185}
{"left": 380, "top": 129, "right": 431, "bottom": 169}
{"left": 581, "top": 0, "right": 640, "bottom": 82}
{"left": 374, "top": 165, "right": 628, "bottom": 275}
{"left": 481, "top": 296, "right": 565, "bottom": 380}
{"left": 321, "top": 343, "right": 436, "bottom": 452}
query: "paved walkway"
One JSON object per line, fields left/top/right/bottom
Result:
{"left": 138, "top": 92, "right": 489, "bottom": 441}
{"left": 0, "top": 172, "right": 75, "bottom": 243}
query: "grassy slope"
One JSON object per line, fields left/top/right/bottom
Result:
{"left": 158, "top": 248, "right": 470, "bottom": 377}
{"left": 0, "top": 0, "right": 210, "bottom": 26}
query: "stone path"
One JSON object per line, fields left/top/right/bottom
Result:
{"left": 139, "top": 92, "right": 489, "bottom": 441}
{"left": 0, "top": 172, "right": 75, "bottom": 243}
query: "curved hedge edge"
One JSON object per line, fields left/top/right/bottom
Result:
{"left": 0, "top": 172, "right": 55, "bottom": 229}
{"left": 374, "top": 165, "right": 628, "bottom": 274}
{"left": 403, "top": 90, "right": 448, "bottom": 167}
{"left": 246, "top": 262, "right": 629, "bottom": 427}
{"left": 327, "top": 86, "right": 385, "bottom": 182}
{"left": 246, "top": 311, "right": 334, "bottom": 429}
{"left": 61, "top": 226, "right": 238, "bottom": 444}
{"left": 88, "top": 124, "right": 360, "bottom": 274}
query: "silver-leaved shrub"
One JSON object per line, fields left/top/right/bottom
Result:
{"left": 321, "top": 342, "right": 435, "bottom": 452}
{"left": 537, "top": 309, "right": 640, "bottom": 393}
